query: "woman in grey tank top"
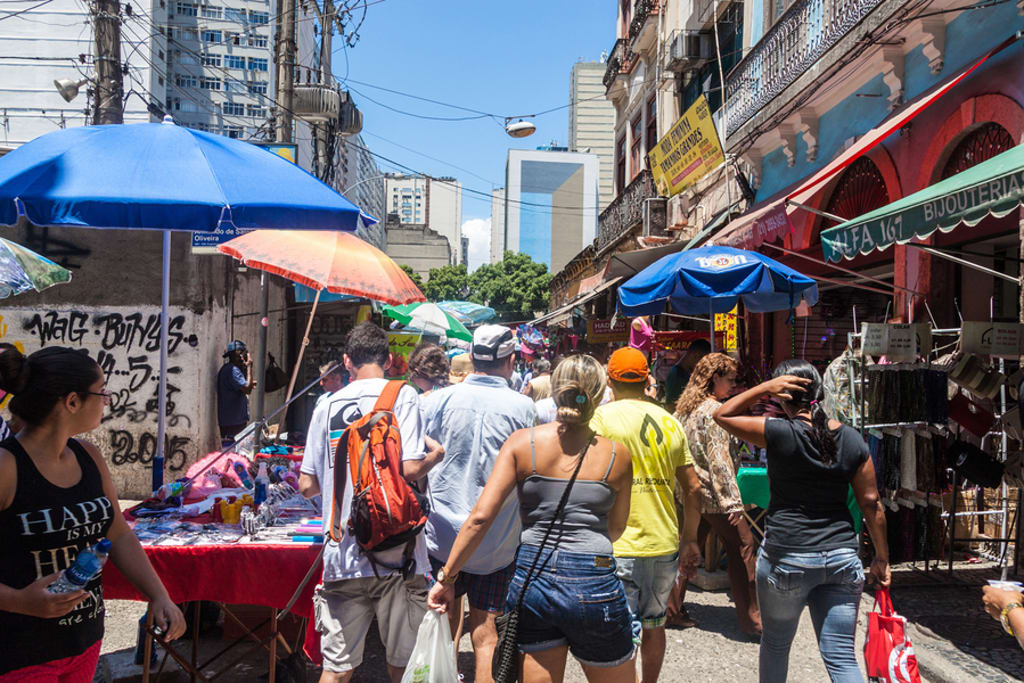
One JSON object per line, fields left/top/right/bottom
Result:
{"left": 428, "top": 355, "right": 637, "bottom": 682}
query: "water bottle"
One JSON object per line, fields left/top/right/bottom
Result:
{"left": 254, "top": 462, "right": 269, "bottom": 505}
{"left": 49, "top": 538, "right": 112, "bottom": 593}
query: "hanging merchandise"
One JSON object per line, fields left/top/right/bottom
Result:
{"left": 949, "top": 353, "right": 1006, "bottom": 400}
{"left": 947, "top": 391, "right": 996, "bottom": 439}
{"left": 823, "top": 347, "right": 861, "bottom": 425}
{"left": 948, "top": 441, "right": 1005, "bottom": 489}
{"left": 264, "top": 353, "right": 290, "bottom": 393}
{"left": 864, "top": 366, "right": 949, "bottom": 425}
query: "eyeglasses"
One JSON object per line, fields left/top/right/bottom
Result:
{"left": 84, "top": 388, "right": 112, "bottom": 403}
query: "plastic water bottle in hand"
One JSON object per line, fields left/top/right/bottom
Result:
{"left": 48, "top": 538, "right": 112, "bottom": 594}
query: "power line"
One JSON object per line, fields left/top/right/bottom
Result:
{"left": 0, "top": 0, "right": 54, "bottom": 21}
{"left": 125, "top": 4, "right": 601, "bottom": 214}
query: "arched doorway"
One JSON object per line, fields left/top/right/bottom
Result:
{"left": 940, "top": 122, "right": 1014, "bottom": 178}
{"left": 788, "top": 157, "right": 894, "bottom": 365}
{"left": 938, "top": 122, "right": 1017, "bottom": 323}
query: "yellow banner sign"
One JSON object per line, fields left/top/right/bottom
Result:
{"left": 714, "top": 305, "right": 738, "bottom": 352}
{"left": 648, "top": 95, "right": 725, "bottom": 197}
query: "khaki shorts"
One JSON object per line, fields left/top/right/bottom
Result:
{"left": 314, "top": 574, "right": 428, "bottom": 673}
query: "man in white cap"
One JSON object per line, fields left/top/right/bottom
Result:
{"left": 420, "top": 324, "right": 536, "bottom": 683}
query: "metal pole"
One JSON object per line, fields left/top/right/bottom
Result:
{"left": 275, "top": 288, "right": 321, "bottom": 437}
{"left": 153, "top": 231, "right": 170, "bottom": 491}
{"left": 253, "top": 272, "right": 269, "bottom": 424}
{"left": 709, "top": 298, "right": 716, "bottom": 351}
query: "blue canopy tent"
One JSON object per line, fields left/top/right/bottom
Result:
{"left": 617, "top": 245, "right": 818, "bottom": 350}
{"left": 0, "top": 118, "right": 376, "bottom": 487}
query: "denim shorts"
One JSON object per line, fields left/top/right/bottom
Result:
{"left": 615, "top": 552, "right": 679, "bottom": 629}
{"left": 505, "top": 544, "right": 636, "bottom": 668}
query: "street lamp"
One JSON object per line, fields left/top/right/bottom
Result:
{"left": 54, "top": 78, "right": 90, "bottom": 103}
{"left": 505, "top": 118, "right": 536, "bottom": 138}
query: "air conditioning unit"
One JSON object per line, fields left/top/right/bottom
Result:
{"left": 664, "top": 30, "right": 713, "bottom": 73}
{"left": 667, "top": 195, "right": 689, "bottom": 230}
{"left": 642, "top": 198, "right": 668, "bottom": 238}
{"left": 292, "top": 84, "right": 341, "bottom": 122}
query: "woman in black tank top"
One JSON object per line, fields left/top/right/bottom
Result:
{"left": 0, "top": 346, "right": 185, "bottom": 679}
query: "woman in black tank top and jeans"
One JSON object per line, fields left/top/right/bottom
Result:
{"left": 714, "top": 359, "right": 890, "bottom": 683}
{"left": 0, "top": 346, "right": 185, "bottom": 680}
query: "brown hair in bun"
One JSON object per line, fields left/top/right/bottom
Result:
{"left": 0, "top": 346, "right": 101, "bottom": 426}
{"left": 552, "top": 355, "right": 606, "bottom": 426}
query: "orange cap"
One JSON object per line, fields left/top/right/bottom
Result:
{"left": 608, "top": 347, "right": 649, "bottom": 383}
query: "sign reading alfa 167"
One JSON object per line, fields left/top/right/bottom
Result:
{"left": 647, "top": 95, "right": 726, "bottom": 197}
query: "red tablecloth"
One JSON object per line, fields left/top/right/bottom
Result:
{"left": 103, "top": 542, "right": 323, "bottom": 662}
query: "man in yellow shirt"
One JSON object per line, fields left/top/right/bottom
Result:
{"left": 590, "top": 347, "right": 702, "bottom": 683}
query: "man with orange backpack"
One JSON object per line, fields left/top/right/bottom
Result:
{"left": 299, "top": 322, "right": 443, "bottom": 683}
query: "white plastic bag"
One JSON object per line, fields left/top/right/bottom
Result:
{"left": 400, "top": 608, "right": 460, "bottom": 683}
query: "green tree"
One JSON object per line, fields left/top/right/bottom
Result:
{"left": 469, "top": 251, "right": 552, "bottom": 320}
{"left": 424, "top": 263, "right": 469, "bottom": 301}
{"left": 398, "top": 264, "right": 424, "bottom": 292}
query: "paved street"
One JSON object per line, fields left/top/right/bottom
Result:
{"left": 97, "top": 582, "right": 877, "bottom": 682}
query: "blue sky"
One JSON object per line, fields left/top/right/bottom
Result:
{"left": 334, "top": 0, "right": 616, "bottom": 268}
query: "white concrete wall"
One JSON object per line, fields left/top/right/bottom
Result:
{"left": 0, "top": 0, "right": 164, "bottom": 151}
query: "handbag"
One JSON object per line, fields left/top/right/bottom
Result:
{"left": 264, "top": 353, "right": 289, "bottom": 393}
{"left": 492, "top": 431, "right": 593, "bottom": 683}
{"left": 864, "top": 588, "right": 921, "bottom": 683}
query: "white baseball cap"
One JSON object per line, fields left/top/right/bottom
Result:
{"left": 472, "top": 325, "right": 516, "bottom": 362}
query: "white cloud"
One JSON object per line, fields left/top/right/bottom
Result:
{"left": 462, "top": 217, "right": 492, "bottom": 272}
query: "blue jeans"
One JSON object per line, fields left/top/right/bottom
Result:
{"left": 756, "top": 546, "right": 865, "bottom": 683}
{"left": 506, "top": 544, "right": 635, "bottom": 667}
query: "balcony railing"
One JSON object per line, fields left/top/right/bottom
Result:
{"left": 724, "top": 0, "right": 884, "bottom": 138}
{"left": 603, "top": 38, "right": 637, "bottom": 90}
{"left": 628, "top": 0, "right": 659, "bottom": 42}
{"left": 598, "top": 170, "right": 655, "bottom": 250}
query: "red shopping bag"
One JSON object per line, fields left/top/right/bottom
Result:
{"left": 864, "top": 588, "right": 921, "bottom": 683}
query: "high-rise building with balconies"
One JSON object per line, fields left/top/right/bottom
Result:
{"left": 164, "top": 0, "right": 274, "bottom": 139}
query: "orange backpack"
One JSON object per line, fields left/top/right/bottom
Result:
{"left": 329, "top": 380, "right": 429, "bottom": 577}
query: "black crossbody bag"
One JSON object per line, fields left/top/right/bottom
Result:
{"left": 492, "top": 431, "right": 593, "bottom": 683}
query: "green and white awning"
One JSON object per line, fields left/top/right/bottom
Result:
{"left": 820, "top": 144, "right": 1024, "bottom": 263}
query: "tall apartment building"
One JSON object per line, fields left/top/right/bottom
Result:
{"left": 164, "top": 0, "right": 274, "bottom": 139}
{"left": 569, "top": 61, "right": 617, "bottom": 212}
{"left": 490, "top": 187, "right": 506, "bottom": 263}
{"left": 504, "top": 148, "right": 600, "bottom": 274}
{"left": 385, "top": 174, "right": 462, "bottom": 264}
{"left": 0, "top": 0, "right": 165, "bottom": 152}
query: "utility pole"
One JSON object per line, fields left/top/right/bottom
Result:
{"left": 273, "top": 0, "right": 296, "bottom": 144}
{"left": 256, "top": 0, "right": 297, "bottom": 428}
{"left": 91, "top": 0, "right": 123, "bottom": 124}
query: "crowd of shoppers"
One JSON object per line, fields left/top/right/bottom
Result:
{"left": 0, "top": 313, "right": 911, "bottom": 683}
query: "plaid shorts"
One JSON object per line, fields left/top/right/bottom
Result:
{"left": 429, "top": 556, "right": 515, "bottom": 613}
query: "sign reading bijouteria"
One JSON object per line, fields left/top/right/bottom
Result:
{"left": 821, "top": 147, "right": 1024, "bottom": 263}
{"left": 648, "top": 95, "right": 725, "bottom": 197}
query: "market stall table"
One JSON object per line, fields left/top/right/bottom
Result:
{"left": 737, "top": 466, "right": 863, "bottom": 538}
{"left": 104, "top": 540, "right": 322, "bottom": 683}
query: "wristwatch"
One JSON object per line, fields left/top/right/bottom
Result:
{"left": 1000, "top": 602, "right": 1022, "bottom": 636}
{"left": 436, "top": 566, "right": 458, "bottom": 587}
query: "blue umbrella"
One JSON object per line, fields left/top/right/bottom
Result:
{"left": 618, "top": 246, "right": 818, "bottom": 348}
{"left": 0, "top": 118, "right": 375, "bottom": 487}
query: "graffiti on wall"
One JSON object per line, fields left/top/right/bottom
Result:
{"left": 1, "top": 307, "right": 202, "bottom": 493}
